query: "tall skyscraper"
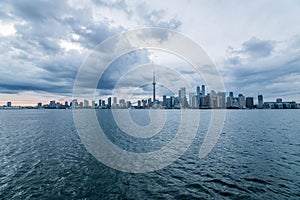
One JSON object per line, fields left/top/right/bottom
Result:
{"left": 152, "top": 71, "right": 156, "bottom": 105}
{"left": 196, "top": 86, "right": 201, "bottom": 108}
{"left": 201, "top": 85, "right": 205, "bottom": 96}
{"left": 258, "top": 94, "right": 264, "bottom": 109}
{"left": 84, "top": 99, "right": 89, "bottom": 108}
{"left": 108, "top": 97, "right": 112, "bottom": 108}
{"left": 163, "top": 95, "right": 167, "bottom": 107}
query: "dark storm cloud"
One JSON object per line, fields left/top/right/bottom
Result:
{"left": 0, "top": 0, "right": 182, "bottom": 97}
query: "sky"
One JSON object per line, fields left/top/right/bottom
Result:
{"left": 0, "top": 0, "right": 300, "bottom": 105}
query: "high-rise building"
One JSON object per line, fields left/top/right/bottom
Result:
{"left": 258, "top": 94, "right": 264, "bottom": 109}
{"left": 108, "top": 97, "right": 111, "bottom": 108}
{"left": 7, "top": 102, "right": 12, "bottom": 107}
{"left": 119, "top": 99, "right": 125, "bottom": 108}
{"left": 163, "top": 95, "right": 167, "bottom": 107}
{"left": 238, "top": 94, "right": 246, "bottom": 108}
{"left": 50, "top": 100, "right": 56, "bottom": 108}
{"left": 91, "top": 100, "right": 95, "bottom": 108}
{"left": 218, "top": 92, "right": 226, "bottom": 108}
{"left": 71, "top": 99, "right": 78, "bottom": 108}
{"left": 201, "top": 85, "right": 206, "bottom": 96}
{"left": 196, "top": 86, "right": 201, "bottom": 108}
{"left": 98, "top": 99, "right": 102, "bottom": 107}
{"left": 246, "top": 97, "right": 254, "bottom": 109}
{"left": 84, "top": 99, "right": 89, "bottom": 108}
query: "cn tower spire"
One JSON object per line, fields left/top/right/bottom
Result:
{"left": 152, "top": 69, "right": 156, "bottom": 105}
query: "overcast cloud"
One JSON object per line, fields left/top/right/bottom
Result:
{"left": 0, "top": 0, "right": 300, "bottom": 104}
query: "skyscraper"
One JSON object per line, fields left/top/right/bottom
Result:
{"left": 108, "top": 97, "right": 112, "bottom": 108}
{"left": 258, "top": 94, "right": 264, "bottom": 109}
{"left": 152, "top": 71, "right": 156, "bottom": 105}
{"left": 84, "top": 99, "right": 89, "bottom": 108}
{"left": 201, "top": 85, "right": 206, "bottom": 96}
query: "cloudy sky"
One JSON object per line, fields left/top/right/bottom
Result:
{"left": 1, "top": 0, "right": 300, "bottom": 105}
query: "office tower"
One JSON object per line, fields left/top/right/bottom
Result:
{"left": 196, "top": 86, "right": 201, "bottom": 108}
{"left": 113, "top": 97, "right": 117, "bottom": 105}
{"left": 180, "top": 88, "right": 186, "bottom": 98}
{"left": 179, "top": 88, "right": 188, "bottom": 108}
{"left": 178, "top": 89, "right": 182, "bottom": 99}
{"left": 142, "top": 99, "right": 147, "bottom": 108}
{"left": 148, "top": 98, "right": 152, "bottom": 107}
{"left": 71, "top": 99, "right": 78, "bottom": 108}
{"left": 102, "top": 100, "right": 105, "bottom": 107}
{"left": 189, "top": 93, "right": 195, "bottom": 108}
{"left": 108, "top": 97, "right": 111, "bottom": 108}
{"left": 119, "top": 99, "right": 125, "bottom": 108}
{"left": 98, "top": 99, "right": 102, "bottom": 107}
{"left": 276, "top": 98, "right": 283, "bottom": 103}
{"left": 152, "top": 71, "right": 156, "bottom": 105}
{"left": 246, "top": 97, "right": 254, "bottom": 109}
{"left": 79, "top": 102, "right": 83, "bottom": 108}
{"left": 84, "top": 99, "right": 89, "bottom": 108}
{"left": 50, "top": 100, "right": 56, "bottom": 108}
{"left": 170, "top": 96, "right": 175, "bottom": 108}
{"left": 37, "top": 102, "right": 42, "bottom": 108}
{"left": 229, "top": 92, "right": 234, "bottom": 97}
{"left": 64, "top": 101, "right": 68, "bottom": 108}
{"left": 7, "top": 102, "right": 12, "bottom": 107}
{"left": 191, "top": 95, "right": 198, "bottom": 108}
{"left": 163, "top": 95, "right": 167, "bottom": 107}
{"left": 127, "top": 101, "right": 131, "bottom": 108}
{"left": 238, "top": 94, "right": 246, "bottom": 108}
{"left": 201, "top": 85, "right": 206, "bottom": 96}
{"left": 258, "top": 94, "right": 264, "bottom": 109}
{"left": 137, "top": 100, "right": 141, "bottom": 107}
{"left": 218, "top": 92, "right": 226, "bottom": 108}
{"left": 92, "top": 100, "right": 95, "bottom": 108}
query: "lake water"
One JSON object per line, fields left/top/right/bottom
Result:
{"left": 0, "top": 109, "right": 299, "bottom": 199}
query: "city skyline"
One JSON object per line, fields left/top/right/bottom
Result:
{"left": 1, "top": 1, "right": 300, "bottom": 105}
{"left": 2, "top": 83, "right": 299, "bottom": 109}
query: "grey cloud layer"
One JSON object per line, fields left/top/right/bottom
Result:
{"left": 0, "top": 0, "right": 181, "bottom": 96}
{"left": 223, "top": 36, "right": 300, "bottom": 100}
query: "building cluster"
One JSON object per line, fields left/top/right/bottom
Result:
{"left": 1, "top": 84, "right": 299, "bottom": 110}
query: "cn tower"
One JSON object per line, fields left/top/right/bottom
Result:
{"left": 152, "top": 71, "right": 156, "bottom": 105}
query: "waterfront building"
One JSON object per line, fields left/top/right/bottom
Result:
{"left": 238, "top": 94, "right": 246, "bottom": 109}
{"left": 84, "top": 99, "right": 89, "bottom": 108}
{"left": 246, "top": 97, "right": 254, "bottom": 109}
{"left": 217, "top": 92, "right": 226, "bottom": 108}
{"left": 107, "top": 97, "right": 111, "bottom": 108}
{"left": 37, "top": 102, "right": 42, "bottom": 108}
{"left": 163, "top": 95, "right": 167, "bottom": 107}
{"left": 50, "top": 100, "right": 56, "bottom": 108}
{"left": 7, "top": 102, "right": 12, "bottom": 107}
{"left": 202, "top": 85, "right": 206, "bottom": 96}
{"left": 258, "top": 94, "right": 264, "bottom": 109}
